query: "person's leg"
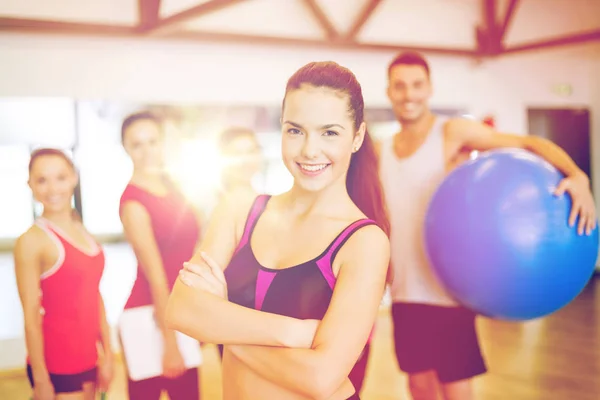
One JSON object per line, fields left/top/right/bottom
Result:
{"left": 391, "top": 303, "right": 441, "bottom": 400}
{"left": 440, "top": 378, "right": 474, "bottom": 400}
{"left": 81, "top": 382, "right": 96, "bottom": 400}
{"left": 435, "top": 307, "right": 487, "bottom": 400}
{"left": 79, "top": 368, "right": 98, "bottom": 400}
{"left": 407, "top": 370, "right": 440, "bottom": 400}
{"left": 348, "top": 343, "right": 371, "bottom": 394}
{"left": 165, "top": 367, "right": 201, "bottom": 400}
{"left": 127, "top": 376, "right": 163, "bottom": 400}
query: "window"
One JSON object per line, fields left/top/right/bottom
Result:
{"left": 75, "top": 101, "right": 141, "bottom": 236}
{"left": 0, "top": 146, "right": 34, "bottom": 239}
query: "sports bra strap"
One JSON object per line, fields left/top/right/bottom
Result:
{"left": 236, "top": 195, "right": 271, "bottom": 252}
{"left": 315, "top": 218, "right": 377, "bottom": 289}
{"left": 329, "top": 218, "right": 376, "bottom": 259}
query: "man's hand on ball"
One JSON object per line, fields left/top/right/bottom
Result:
{"left": 554, "top": 172, "right": 597, "bottom": 235}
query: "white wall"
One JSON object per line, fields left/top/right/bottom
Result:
{"left": 0, "top": 34, "right": 597, "bottom": 130}
{"left": 0, "top": 33, "right": 599, "bottom": 370}
{"left": 2, "top": 34, "right": 598, "bottom": 190}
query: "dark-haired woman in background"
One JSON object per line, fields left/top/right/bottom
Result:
{"left": 118, "top": 112, "right": 203, "bottom": 400}
{"left": 218, "top": 126, "right": 263, "bottom": 200}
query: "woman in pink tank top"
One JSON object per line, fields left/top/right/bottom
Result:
{"left": 166, "top": 62, "right": 393, "bottom": 400}
{"left": 14, "top": 149, "right": 113, "bottom": 400}
{"left": 118, "top": 112, "right": 203, "bottom": 400}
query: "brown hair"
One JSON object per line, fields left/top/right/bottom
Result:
{"left": 120, "top": 111, "right": 162, "bottom": 144}
{"left": 387, "top": 51, "right": 430, "bottom": 78}
{"left": 29, "top": 148, "right": 75, "bottom": 173}
{"left": 283, "top": 61, "right": 390, "bottom": 238}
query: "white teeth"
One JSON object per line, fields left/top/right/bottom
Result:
{"left": 403, "top": 103, "right": 416, "bottom": 111}
{"left": 300, "top": 164, "right": 328, "bottom": 172}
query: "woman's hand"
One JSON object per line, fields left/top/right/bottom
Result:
{"left": 96, "top": 353, "right": 114, "bottom": 393}
{"left": 179, "top": 252, "right": 228, "bottom": 299}
{"left": 162, "top": 338, "right": 186, "bottom": 379}
{"left": 32, "top": 378, "right": 55, "bottom": 400}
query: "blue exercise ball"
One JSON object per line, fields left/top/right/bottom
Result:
{"left": 424, "top": 148, "right": 599, "bottom": 321}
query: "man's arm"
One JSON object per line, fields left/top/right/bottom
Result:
{"left": 447, "top": 118, "right": 596, "bottom": 235}
{"left": 448, "top": 118, "right": 583, "bottom": 177}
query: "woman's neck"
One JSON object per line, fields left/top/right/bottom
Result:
{"left": 131, "top": 169, "right": 164, "bottom": 186}
{"left": 41, "top": 209, "right": 75, "bottom": 227}
{"left": 284, "top": 178, "right": 350, "bottom": 218}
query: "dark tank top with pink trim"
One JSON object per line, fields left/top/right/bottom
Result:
{"left": 225, "top": 194, "right": 376, "bottom": 322}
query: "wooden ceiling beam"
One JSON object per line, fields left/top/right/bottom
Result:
{"left": 476, "top": 0, "right": 502, "bottom": 55}
{"left": 0, "top": 17, "right": 135, "bottom": 35}
{"left": 301, "top": 0, "right": 338, "bottom": 40}
{"left": 345, "top": 0, "right": 384, "bottom": 41}
{"left": 172, "top": 30, "right": 478, "bottom": 56}
{"left": 0, "top": 17, "right": 478, "bottom": 57}
{"left": 502, "top": 29, "right": 600, "bottom": 54}
{"left": 498, "top": 0, "right": 519, "bottom": 43}
{"left": 138, "top": 0, "right": 161, "bottom": 30}
{"left": 146, "top": 0, "right": 250, "bottom": 34}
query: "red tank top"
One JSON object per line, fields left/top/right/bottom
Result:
{"left": 120, "top": 179, "right": 200, "bottom": 309}
{"left": 28, "top": 219, "right": 105, "bottom": 374}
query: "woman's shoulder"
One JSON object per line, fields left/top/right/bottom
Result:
{"left": 14, "top": 222, "right": 51, "bottom": 257}
{"left": 338, "top": 216, "right": 389, "bottom": 261}
{"left": 119, "top": 182, "right": 141, "bottom": 204}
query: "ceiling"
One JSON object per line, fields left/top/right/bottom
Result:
{"left": 0, "top": 0, "right": 599, "bottom": 58}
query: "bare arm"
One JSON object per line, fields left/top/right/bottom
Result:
{"left": 191, "top": 206, "right": 206, "bottom": 252}
{"left": 228, "top": 226, "right": 390, "bottom": 399}
{"left": 449, "top": 118, "right": 586, "bottom": 178}
{"left": 120, "top": 201, "right": 178, "bottom": 348}
{"left": 97, "top": 295, "right": 114, "bottom": 391}
{"left": 14, "top": 230, "right": 50, "bottom": 385}
{"left": 448, "top": 118, "right": 596, "bottom": 233}
{"left": 165, "top": 194, "right": 314, "bottom": 349}
{"left": 98, "top": 296, "right": 112, "bottom": 360}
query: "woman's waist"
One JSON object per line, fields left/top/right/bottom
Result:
{"left": 222, "top": 349, "right": 315, "bottom": 400}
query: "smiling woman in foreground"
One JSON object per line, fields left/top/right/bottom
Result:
{"left": 165, "top": 61, "right": 391, "bottom": 400}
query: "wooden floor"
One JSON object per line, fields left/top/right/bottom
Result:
{"left": 1, "top": 278, "right": 599, "bottom": 400}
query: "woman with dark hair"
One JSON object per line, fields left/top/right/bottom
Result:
{"left": 166, "top": 61, "right": 391, "bottom": 400}
{"left": 15, "top": 148, "right": 113, "bottom": 400}
{"left": 218, "top": 126, "right": 263, "bottom": 197}
{"left": 118, "top": 113, "right": 203, "bottom": 400}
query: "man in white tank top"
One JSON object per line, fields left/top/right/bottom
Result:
{"left": 379, "top": 52, "right": 596, "bottom": 400}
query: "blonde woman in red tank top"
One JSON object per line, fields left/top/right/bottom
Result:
{"left": 14, "top": 149, "right": 113, "bottom": 400}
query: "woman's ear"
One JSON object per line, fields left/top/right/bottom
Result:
{"left": 352, "top": 122, "right": 367, "bottom": 153}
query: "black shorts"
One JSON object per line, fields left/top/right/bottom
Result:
{"left": 27, "top": 364, "right": 97, "bottom": 393}
{"left": 391, "top": 302, "right": 487, "bottom": 383}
